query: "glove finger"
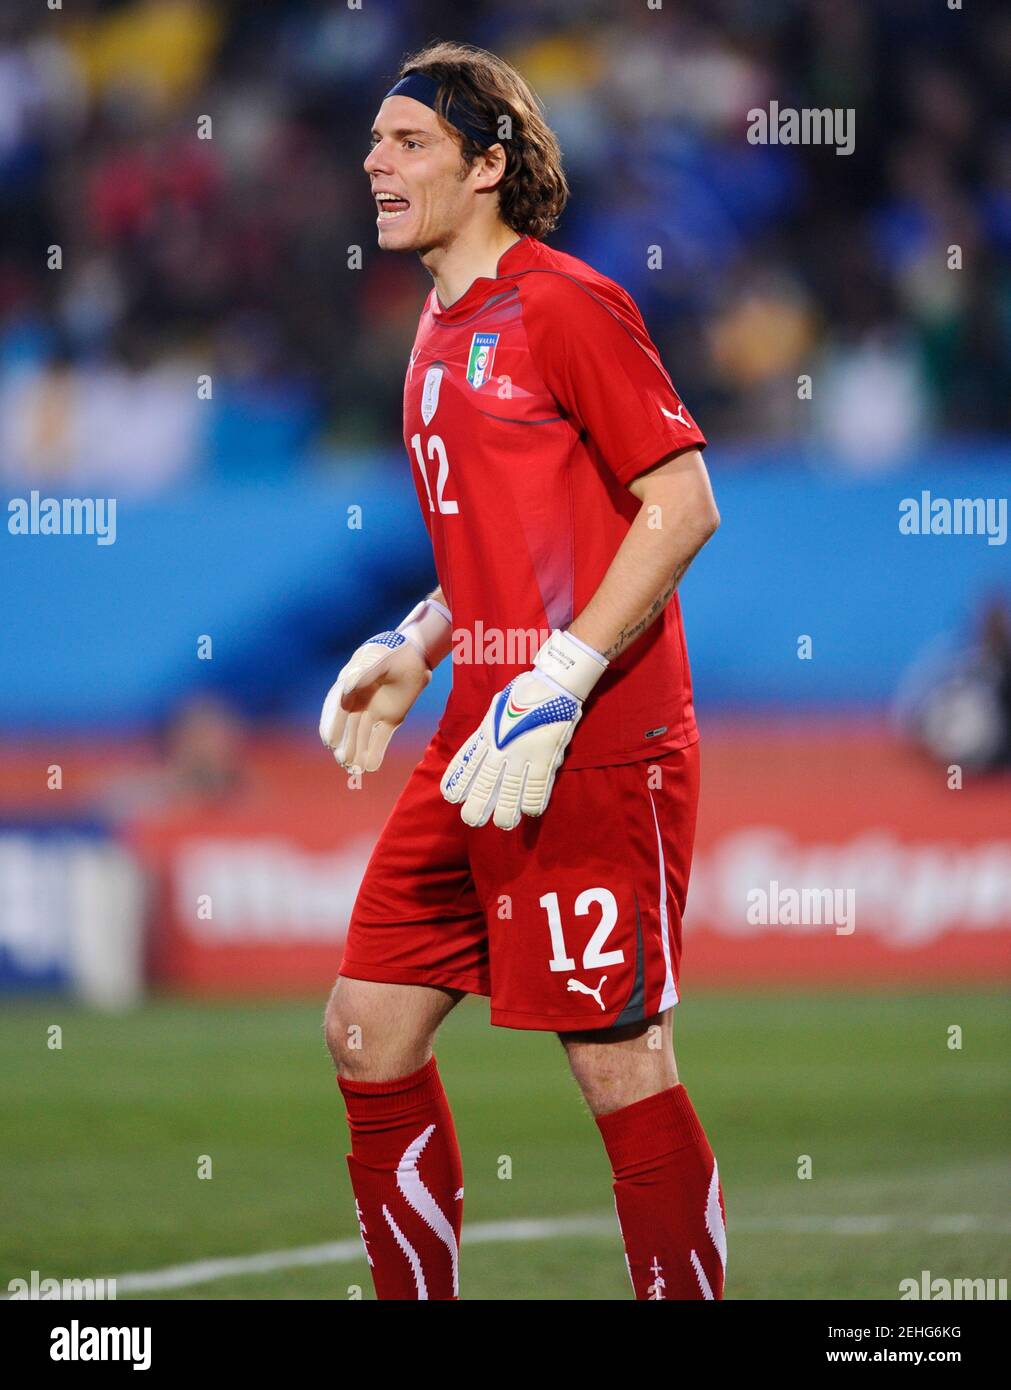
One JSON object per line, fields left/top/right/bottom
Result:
{"left": 319, "top": 678, "right": 349, "bottom": 747}
{"left": 519, "top": 757, "right": 553, "bottom": 815}
{"left": 492, "top": 769, "right": 526, "bottom": 831}
{"left": 441, "top": 731, "right": 486, "bottom": 803}
{"left": 347, "top": 712, "right": 374, "bottom": 774}
{"left": 522, "top": 764, "right": 556, "bottom": 817}
{"left": 520, "top": 720, "right": 578, "bottom": 817}
{"left": 333, "top": 711, "right": 362, "bottom": 768}
{"left": 461, "top": 759, "right": 506, "bottom": 828}
{"left": 341, "top": 646, "right": 392, "bottom": 703}
{"left": 363, "top": 719, "right": 397, "bottom": 773}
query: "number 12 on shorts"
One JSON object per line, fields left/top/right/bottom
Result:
{"left": 540, "top": 889, "right": 625, "bottom": 972}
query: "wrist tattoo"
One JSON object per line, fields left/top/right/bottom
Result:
{"left": 604, "top": 561, "right": 691, "bottom": 661}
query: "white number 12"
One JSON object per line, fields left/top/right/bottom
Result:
{"left": 410, "top": 433, "right": 459, "bottom": 514}
{"left": 539, "top": 888, "right": 625, "bottom": 972}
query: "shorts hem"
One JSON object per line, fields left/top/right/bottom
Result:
{"left": 339, "top": 957, "right": 491, "bottom": 998}
{"left": 489, "top": 999, "right": 679, "bottom": 1033}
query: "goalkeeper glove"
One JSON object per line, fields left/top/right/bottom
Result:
{"left": 440, "top": 628, "right": 608, "bottom": 830}
{"left": 319, "top": 597, "right": 452, "bottom": 773}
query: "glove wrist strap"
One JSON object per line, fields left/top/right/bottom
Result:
{"left": 397, "top": 598, "right": 453, "bottom": 669}
{"left": 534, "top": 628, "right": 608, "bottom": 702}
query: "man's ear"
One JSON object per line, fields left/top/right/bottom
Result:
{"left": 474, "top": 143, "right": 508, "bottom": 195}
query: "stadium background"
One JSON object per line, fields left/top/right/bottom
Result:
{"left": 1, "top": 0, "right": 1008, "bottom": 1301}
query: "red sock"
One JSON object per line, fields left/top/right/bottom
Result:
{"left": 337, "top": 1054, "right": 463, "bottom": 1300}
{"left": 596, "top": 1084, "right": 728, "bottom": 1300}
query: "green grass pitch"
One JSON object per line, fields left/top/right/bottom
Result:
{"left": 1, "top": 992, "right": 1008, "bottom": 1300}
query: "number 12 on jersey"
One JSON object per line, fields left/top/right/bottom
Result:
{"left": 410, "top": 433, "right": 458, "bottom": 514}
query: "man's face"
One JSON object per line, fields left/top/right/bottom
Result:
{"left": 364, "top": 95, "right": 478, "bottom": 253}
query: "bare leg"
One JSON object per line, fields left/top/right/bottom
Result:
{"left": 324, "top": 975, "right": 466, "bottom": 1299}
{"left": 560, "top": 1009, "right": 727, "bottom": 1300}
{"left": 559, "top": 1009, "right": 677, "bottom": 1116}
{"left": 324, "top": 975, "right": 464, "bottom": 1080}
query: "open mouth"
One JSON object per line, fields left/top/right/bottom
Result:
{"left": 375, "top": 191, "right": 411, "bottom": 222}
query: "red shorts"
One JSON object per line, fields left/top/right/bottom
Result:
{"left": 340, "top": 729, "right": 701, "bottom": 1032}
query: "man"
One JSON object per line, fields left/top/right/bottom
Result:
{"left": 321, "top": 41, "right": 726, "bottom": 1301}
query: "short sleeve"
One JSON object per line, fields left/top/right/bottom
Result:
{"left": 523, "top": 276, "right": 707, "bottom": 485}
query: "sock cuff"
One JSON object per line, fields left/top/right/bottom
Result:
{"left": 337, "top": 1053, "right": 439, "bottom": 1109}
{"left": 595, "top": 1083, "right": 706, "bottom": 1172}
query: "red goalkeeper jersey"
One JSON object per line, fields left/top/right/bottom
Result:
{"left": 402, "top": 233, "right": 707, "bottom": 770}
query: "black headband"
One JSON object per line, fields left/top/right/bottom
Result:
{"left": 385, "top": 72, "right": 498, "bottom": 150}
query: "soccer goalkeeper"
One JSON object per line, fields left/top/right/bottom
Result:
{"left": 320, "top": 41, "right": 725, "bottom": 1301}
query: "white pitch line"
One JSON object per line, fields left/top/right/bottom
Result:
{"left": 111, "top": 1215, "right": 615, "bottom": 1293}
{"left": 101, "top": 1213, "right": 1010, "bottom": 1294}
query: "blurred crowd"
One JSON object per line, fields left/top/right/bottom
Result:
{"left": 1, "top": 0, "right": 1008, "bottom": 492}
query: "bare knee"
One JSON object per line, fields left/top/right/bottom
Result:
{"left": 323, "top": 976, "right": 404, "bottom": 1080}
{"left": 559, "top": 1011, "right": 678, "bottom": 1117}
{"left": 323, "top": 976, "right": 462, "bottom": 1082}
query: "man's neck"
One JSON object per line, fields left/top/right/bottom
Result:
{"left": 424, "top": 224, "right": 523, "bottom": 309}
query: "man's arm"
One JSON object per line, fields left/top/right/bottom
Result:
{"left": 439, "top": 447, "right": 717, "bottom": 829}
{"left": 568, "top": 449, "right": 719, "bottom": 661}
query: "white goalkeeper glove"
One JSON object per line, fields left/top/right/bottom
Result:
{"left": 440, "top": 629, "right": 608, "bottom": 830}
{"left": 319, "top": 597, "right": 452, "bottom": 773}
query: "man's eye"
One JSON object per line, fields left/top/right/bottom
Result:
{"left": 404, "top": 140, "right": 419, "bottom": 150}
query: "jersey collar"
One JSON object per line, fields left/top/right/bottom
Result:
{"left": 428, "top": 235, "right": 533, "bottom": 321}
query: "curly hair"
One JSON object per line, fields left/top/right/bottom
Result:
{"left": 394, "top": 41, "right": 569, "bottom": 240}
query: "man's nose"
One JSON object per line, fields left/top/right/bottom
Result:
{"left": 364, "top": 142, "right": 388, "bottom": 175}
